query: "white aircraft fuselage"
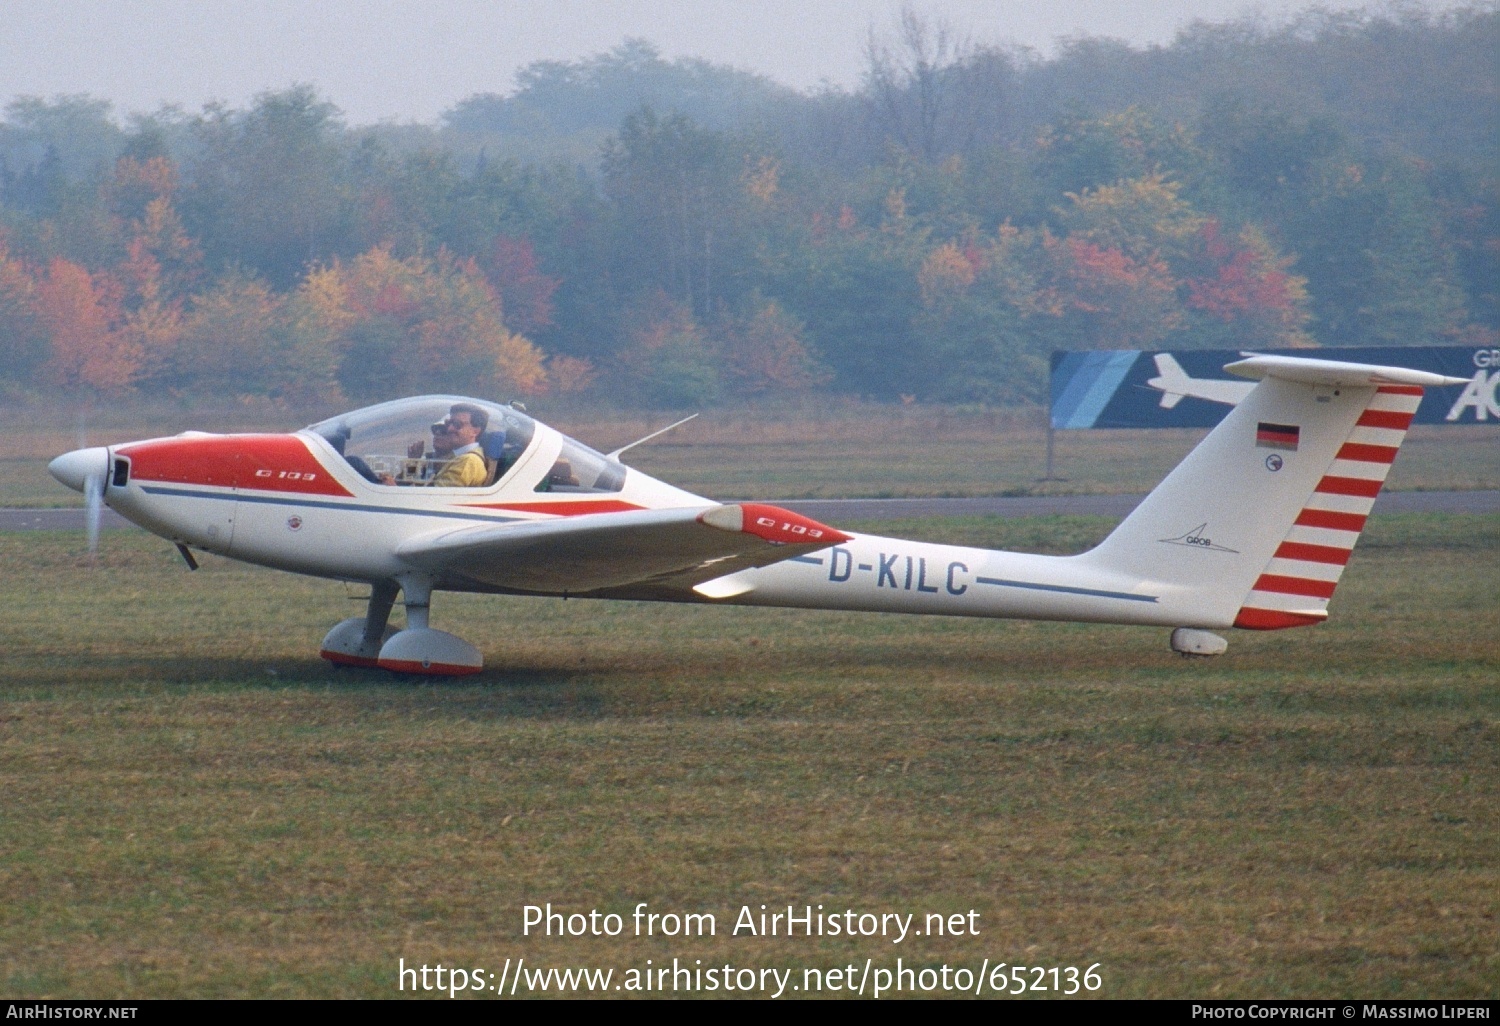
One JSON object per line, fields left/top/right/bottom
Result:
{"left": 49, "top": 356, "right": 1467, "bottom": 674}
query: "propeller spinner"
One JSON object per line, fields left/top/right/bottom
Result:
{"left": 48, "top": 446, "right": 110, "bottom": 554}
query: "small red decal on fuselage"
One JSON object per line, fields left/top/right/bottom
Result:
{"left": 117, "top": 435, "right": 353, "bottom": 496}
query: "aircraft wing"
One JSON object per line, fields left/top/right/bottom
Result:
{"left": 396, "top": 503, "right": 849, "bottom": 595}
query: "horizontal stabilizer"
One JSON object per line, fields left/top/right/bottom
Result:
{"left": 1226, "top": 355, "right": 1471, "bottom": 389}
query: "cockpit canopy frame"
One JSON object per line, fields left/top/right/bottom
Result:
{"left": 306, "top": 395, "right": 625, "bottom": 493}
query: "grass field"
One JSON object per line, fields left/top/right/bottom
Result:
{"left": 1, "top": 514, "right": 1495, "bottom": 998}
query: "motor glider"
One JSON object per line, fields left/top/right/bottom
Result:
{"left": 49, "top": 355, "right": 1467, "bottom": 674}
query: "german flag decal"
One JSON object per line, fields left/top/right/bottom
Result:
{"left": 1256, "top": 422, "right": 1300, "bottom": 451}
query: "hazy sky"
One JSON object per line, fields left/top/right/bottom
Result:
{"left": 1, "top": 0, "right": 1472, "bottom": 124}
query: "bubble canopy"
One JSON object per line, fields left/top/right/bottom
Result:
{"left": 306, "top": 395, "right": 625, "bottom": 493}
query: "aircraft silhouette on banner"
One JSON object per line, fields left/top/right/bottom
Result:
{"left": 1146, "top": 353, "right": 1257, "bottom": 409}
{"left": 51, "top": 355, "right": 1466, "bottom": 673}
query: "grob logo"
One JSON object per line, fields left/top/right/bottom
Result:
{"left": 1159, "top": 523, "right": 1239, "bottom": 553}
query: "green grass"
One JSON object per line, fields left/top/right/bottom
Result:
{"left": 0, "top": 515, "right": 1496, "bottom": 998}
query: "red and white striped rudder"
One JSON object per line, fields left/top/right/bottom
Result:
{"left": 1234, "top": 384, "right": 1423, "bottom": 630}
{"left": 1078, "top": 355, "right": 1467, "bottom": 634}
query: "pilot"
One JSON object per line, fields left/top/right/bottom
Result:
{"left": 429, "top": 404, "right": 490, "bottom": 487}
{"left": 380, "top": 404, "right": 490, "bottom": 487}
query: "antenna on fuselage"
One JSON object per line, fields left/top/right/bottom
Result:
{"left": 607, "top": 413, "right": 699, "bottom": 462}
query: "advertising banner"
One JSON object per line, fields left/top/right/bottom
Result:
{"left": 1050, "top": 345, "right": 1500, "bottom": 429}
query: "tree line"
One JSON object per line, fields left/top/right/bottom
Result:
{"left": 0, "top": 4, "right": 1494, "bottom": 408}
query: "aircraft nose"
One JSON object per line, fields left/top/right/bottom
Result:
{"left": 48, "top": 447, "right": 110, "bottom": 493}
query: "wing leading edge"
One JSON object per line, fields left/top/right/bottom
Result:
{"left": 396, "top": 502, "right": 850, "bottom": 595}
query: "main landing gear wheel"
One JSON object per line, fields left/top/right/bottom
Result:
{"left": 320, "top": 617, "right": 398, "bottom": 668}
{"left": 320, "top": 577, "right": 484, "bottom": 677}
{"left": 376, "top": 628, "right": 483, "bottom": 676}
{"left": 321, "top": 581, "right": 400, "bottom": 668}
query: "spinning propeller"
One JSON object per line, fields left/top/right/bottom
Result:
{"left": 47, "top": 445, "right": 111, "bottom": 556}
{"left": 84, "top": 468, "right": 103, "bottom": 555}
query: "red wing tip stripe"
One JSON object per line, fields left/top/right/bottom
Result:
{"left": 1376, "top": 385, "right": 1424, "bottom": 396}
{"left": 1295, "top": 509, "right": 1368, "bottom": 532}
{"left": 1253, "top": 574, "right": 1339, "bottom": 599}
{"left": 1235, "top": 608, "right": 1327, "bottom": 630}
{"left": 1315, "top": 475, "right": 1384, "bottom": 498}
{"left": 1274, "top": 541, "right": 1352, "bottom": 565}
{"left": 737, "top": 503, "right": 851, "bottom": 546}
{"left": 1336, "top": 442, "right": 1399, "bottom": 464}
{"left": 1357, "top": 409, "right": 1414, "bottom": 430}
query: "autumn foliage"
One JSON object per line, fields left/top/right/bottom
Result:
{"left": 1, "top": 15, "right": 1494, "bottom": 406}
{"left": 300, "top": 246, "right": 548, "bottom": 401}
{"left": 36, "top": 258, "right": 139, "bottom": 392}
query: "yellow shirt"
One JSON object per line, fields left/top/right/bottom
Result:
{"left": 433, "top": 450, "right": 488, "bottom": 488}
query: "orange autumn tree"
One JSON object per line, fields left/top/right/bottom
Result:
{"left": 168, "top": 270, "right": 303, "bottom": 399}
{"left": 106, "top": 156, "right": 201, "bottom": 298}
{"left": 1036, "top": 175, "right": 1198, "bottom": 349}
{"left": 36, "top": 259, "right": 141, "bottom": 393}
{"left": 107, "top": 156, "right": 202, "bottom": 381}
{"left": 296, "top": 245, "right": 547, "bottom": 402}
{"left": 722, "top": 296, "right": 828, "bottom": 394}
{"left": 1030, "top": 174, "right": 1311, "bottom": 350}
{"left": 1183, "top": 220, "right": 1313, "bottom": 347}
{"left": 917, "top": 241, "right": 979, "bottom": 312}
{"left": 1034, "top": 230, "right": 1184, "bottom": 349}
{"left": 0, "top": 240, "right": 47, "bottom": 382}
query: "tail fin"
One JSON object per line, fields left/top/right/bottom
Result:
{"left": 1080, "top": 355, "right": 1467, "bottom": 631}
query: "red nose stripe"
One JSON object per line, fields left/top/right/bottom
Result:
{"left": 118, "top": 437, "right": 239, "bottom": 487}
{"left": 238, "top": 436, "right": 354, "bottom": 495}
{"left": 118, "top": 435, "right": 353, "bottom": 496}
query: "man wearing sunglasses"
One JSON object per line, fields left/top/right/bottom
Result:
{"left": 380, "top": 403, "right": 490, "bottom": 487}
{"left": 428, "top": 404, "right": 490, "bottom": 487}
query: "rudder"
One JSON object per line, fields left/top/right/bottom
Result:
{"left": 1233, "top": 383, "right": 1423, "bottom": 629}
{"left": 1079, "top": 356, "right": 1466, "bottom": 631}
